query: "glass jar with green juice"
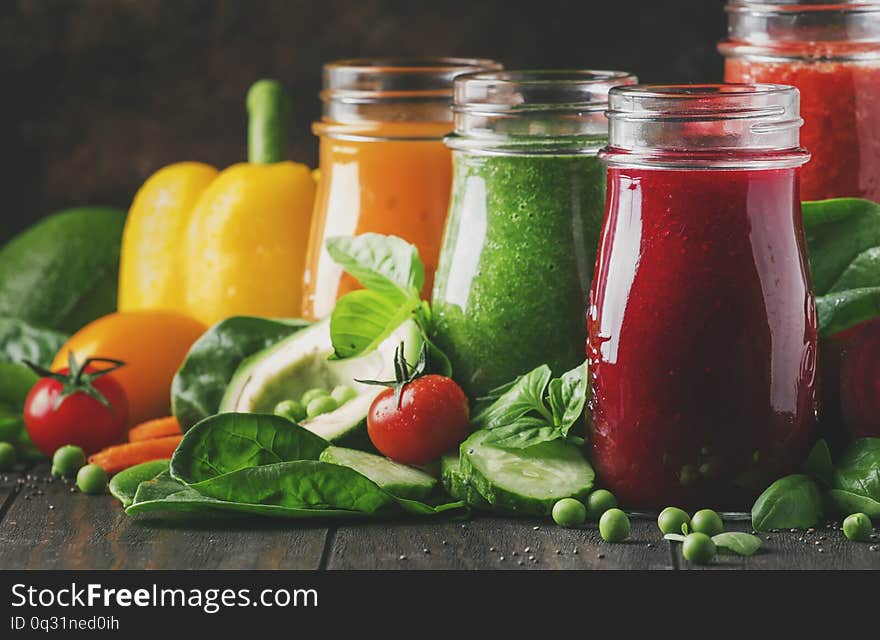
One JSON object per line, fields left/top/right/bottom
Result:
{"left": 432, "top": 70, "right": 637, "bottom": 398}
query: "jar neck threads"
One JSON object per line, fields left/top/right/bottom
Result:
{"left": 445, "top": 70, "right": 637, "bottom": 155}
{"left": 720, "top": 1, "right": 880, "bottom": 61}
{"left": 601, "top": 83, "right": 810, "bottom": 169}
{"left": 315, "top": 57, "right": 501, "bottom": 141}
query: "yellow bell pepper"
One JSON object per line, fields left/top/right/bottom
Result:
{"left": 118, "top": 80, "right": 316, "bottom": 326}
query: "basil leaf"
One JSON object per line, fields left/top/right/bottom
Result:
{"left": 326, "top": 234, "right": 424, "bottom": 301}
{"left": 0, "top": 317, "right": 67, "bottom": 368}
{"left": 171, "top": 413, "right": 328, "bottom": 484}
{"left": 127, "top": 472, "right": 364, "bottom": 518}
{"left": 480, "top": 416, "right": 563, "bottom": 450}
{"left": 547, "top": 361, "right": 588, "bottom": 435}
{"left": 712, "top": 532, "right": 762, "bottom": 556}
{"left": 329, "top": 289, "right": 418, "bottom": 359}
{"left": 831, "top": 437, "right": 880, "bottom": 502}
{"left": 471, "top": 364, "right": 553, "bottom": 429}
{"left": 664, "top": 533, "right": 686, "bottom": 543}
{"left": 803, "top": 438, "right": 834, "bottom": 487}
{"left": 826, "top": 489, "right": 880, "bottom": 518}
{"left": 803, "top": 198, "right": 880, "bottom": 334}
{"left": 171, "top": 316, "right": 309, "bottom": 430}
{"left": 109, "top": 460, "right": 170, "bottom": 508}
{"left": 751, "top": 474, "right": 823, "bottom": 531}
{"left": 188, "top": 460, "right": 396, "bottom": 514}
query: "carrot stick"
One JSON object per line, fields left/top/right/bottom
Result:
{"left": 89, "top": 435, "right": 183, "bottom": 474}
{"left": 128, "top": 416, "right": 182, "bottom": 442}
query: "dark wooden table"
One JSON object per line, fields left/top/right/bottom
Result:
{"left": 1, "top": 464, "right": 877, "bottom": 570}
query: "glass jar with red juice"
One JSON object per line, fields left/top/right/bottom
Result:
{"left": 588, "top": 84, "right": 819, "bottom": 510}
{"left": 720, "top": 1, "right": 880, "bottom": 202}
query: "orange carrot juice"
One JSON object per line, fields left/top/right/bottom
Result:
{"left": 302, "top": 58, "right": 501, "bottom": 320}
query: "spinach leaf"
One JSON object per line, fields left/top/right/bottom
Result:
{"left": 188, "top": 460, "right": 397, "bottom": 514}
{"left": 171, "top": 316, "right": 309, "bottom": 430}
{"left": 0, "top": 317, "right": 67, "bottom": 367}
{"left": 127, "top": 472, "right": 364, "bottom": 518}
{"left": 751, "top": 474, "right": 823, "bottom": 531}
{"left": 547, "top": 362, "right": 588, "bottom": 436}
{"left": 329, "top": 289, "right": 419, "bottom": 359}
{"left": 712, "top": 532, "right": 762, "bottom": 556}
{"left": 480, "top": 416, "right": 562, "bottom": 449}
{"left": 326, "top": 234, "right": 424, "bottom": 302}
{"left": 831, "top": 437, "right": 880, "bottom": 502}
{"left": 826, "top": 489, "right": 880, "bottom": 518}
{"left": 803, "top": 198, "right": 880, "bottom": 335}
{"left": 109, "top": 460, "right": 170, "bottom": 508}
{"left": 803, "top": 439, "right": 834, "bottom": 487}
{"left": 0, "top": 361, "right": 39, "bottom": 446}
{"left": 471, "top": 364, "right": 553, "bottom": 429}
{"left": 171, "top": 413, "right": 328, "bottom": 484}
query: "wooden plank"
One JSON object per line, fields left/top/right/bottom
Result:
{"left": 326, "top": 515, "right": 674, "bottom": 570}
{"left": 0, "top": 464, "right": 329, "bottom": 570}
{"left": 0, "top": 467, "right": 27, "bottom": 525}
{"left": 674, "top": 519, "right": 880, "bottom": 570}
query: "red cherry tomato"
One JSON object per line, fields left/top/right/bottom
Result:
{"left": 24, "top": 360, "right": 129, "bottom": 457}
{"left": 367, "top": 374, "right": 469, "bottom": 465}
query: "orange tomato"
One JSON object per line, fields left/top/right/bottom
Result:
{"left": 51, "top": 311, "right": 206, "bottom": 426}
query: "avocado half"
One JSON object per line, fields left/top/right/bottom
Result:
{"left": 219, "top": 317, "right": 423, "bottom": 448}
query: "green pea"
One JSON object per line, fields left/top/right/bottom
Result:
{"left": 657, "top": 506, "right": 691, "bottom": 535}
{"left": 552, "top": 498, "right": 587, "bottom": 528}
{"left": 331, "top": 385, "right": 358, "bottom": 406}
{"left": 691, "top": 508, "right": 724, "bottom": 536}
{"left": 682, "top": 532, "right": 716, "bottom": 564}
{"left": 51, "top": 444, "right": 86, "bottom": 477}
{"left": 300, "top": 388, "right": 329, "bottom": 406}
{"left": 0, "top": 442, "right": 16, "bottom": 471}
{"left": 274, "top": 399, "right": 306, "bottom": 423}
{"left": 76, "top": 464, "right": 108, "bottom": 495}
{"left": 599, "top": 508, "right": 630, "bottom": 542}
{"left": 585, "top": 489, "right": 618, "bottom": 520}
{"left": 843, "top": 513, "right": 873, "bottom": 542}
{"left": 306, "top": 396, "right": 338, "bottom": 418}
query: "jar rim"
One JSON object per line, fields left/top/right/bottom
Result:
{"left": 726, "top": 1, "right": 880, "bottom": 15}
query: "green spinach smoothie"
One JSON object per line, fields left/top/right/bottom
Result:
{"left": 432, "top": 152, "right": 606, "bottom": 397}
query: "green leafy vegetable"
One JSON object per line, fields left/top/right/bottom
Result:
{"left": 803, "top": 198, "right": 880, "bottom": 335}
{"left": 831, "top": 437, "right": 880, "bottom": 502}
{"left": 751, "top": 474, "right": 823, "bottom": 531}
{"left": 329, "top": 289, "right": 417, "bottom": 359}
{"left": 712, "top": 532, "right": 762, "bottom": 556}
{"left": 127, "top": 472, "right": 363, "bottom": 518}
{"left": 663, "top": 533, "right": 686, "bottom": 543}
{"left": 109, "top": 459, "right": 170, "bottom": 508}
{"left": 471, "top": 362, "right": 588, "bottom": 449}
{"left": 0, "top": 317, "right": 67, "bottom": 368}
{"left": 326, "top": 235, "right": 425, "bottom": 360}
{"left": 188, "top": 460, "right": 397, "bottom": 514}
{"left": 326, "top": 234, "right": 424, "bottom": 301}
{"left": 171, "top": 316, "right": 309, "bottom": 430}
{"left": 803, "top": 439, "right": 834, "bottom": 487}
{"left": 826, "top": 489, "right": 880, "bottom": 518}
{"left": 171, "top": 413, "right": 328, "bottom": 484}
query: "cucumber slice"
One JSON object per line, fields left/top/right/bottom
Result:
{"left": 460, "top": 430, "right": 594, "bottom": 516}
{"left": 440, "top": 453, "right": 491, "bottom": 511}
{"left": 319, "top": 446, "right": 437, "bottom": 500}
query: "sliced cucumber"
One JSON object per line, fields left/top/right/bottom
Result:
{"left": 319, "top": 446, "right": 437, "bottom": 501}
{"left": 460, "top": 430, "right": 594, "bottom": 516}
{"left": 440, "top": 453, "right": 491, "bottom": 511}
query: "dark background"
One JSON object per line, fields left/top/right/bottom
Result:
{"left": 0, "top": 0, "right": 728, "bottom": 242}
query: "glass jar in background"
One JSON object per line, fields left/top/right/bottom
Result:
{"left": 432, "top": 70, "right": 636, "bottom": 398}
{"left": 720, "top": 0, "right": 880, "bottom": 202}
{"left": 302, "top": 57, "right": 502, "bottom": 320}
{"left": 589, "top": 84, "right": 818, "bottom": 510}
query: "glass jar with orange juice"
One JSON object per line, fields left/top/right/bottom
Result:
{"left": 302, "top": 57, "right": 502, "bottom": 320}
